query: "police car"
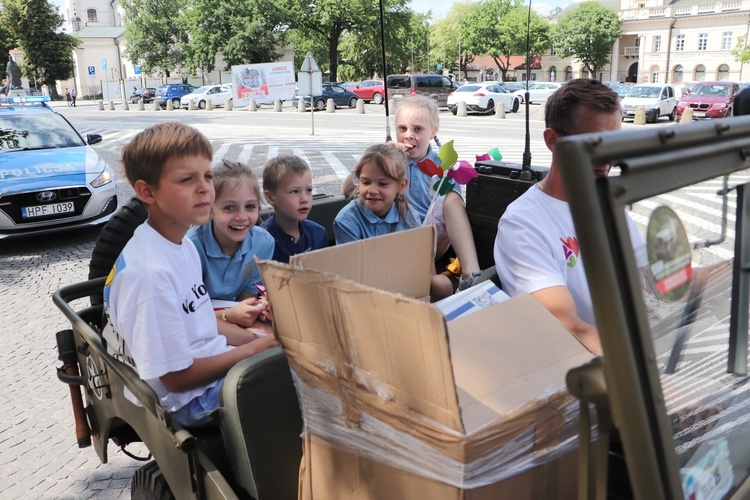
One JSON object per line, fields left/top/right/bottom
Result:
{"left": 0, "top": 96, "right": 119, "bottom": 239}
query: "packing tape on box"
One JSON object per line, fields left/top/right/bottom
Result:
{"left": 291, "top": 368, "right": 581, "bottom": 489}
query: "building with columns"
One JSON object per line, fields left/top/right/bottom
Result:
{"left": 510, "top": 0, "right": 750, "bottom": 84}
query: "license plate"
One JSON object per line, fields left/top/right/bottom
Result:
{"left": 693, "top": 111, "right": 706, "bottom": 117}
{"left": 21, "top": 201, "right": 75, "bottom": 218}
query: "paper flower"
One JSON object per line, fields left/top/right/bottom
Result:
{"left": 416, "top": 140, "right": 479, "bottom": 196}
{"left": 475, "top": 147, "right": 503, "bottom": 163}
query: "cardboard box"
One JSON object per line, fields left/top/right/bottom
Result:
{"left": 259, "top": 226, "right": 596, "bottom": 499}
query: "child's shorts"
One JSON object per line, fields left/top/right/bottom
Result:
{"left": 171, "top": 377, "right": 225, "bottom": 428}
{"left": 424, "top": 191, "right": 464, "bottom": 259}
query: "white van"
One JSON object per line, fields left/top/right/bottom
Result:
{"left": 621, "top": 83, "right": 680, "bottom": 123}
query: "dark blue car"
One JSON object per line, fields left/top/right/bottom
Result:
{"left": 292, "top": 83, "right": 359, "bottom": 111}
{"left": 154, "top": 83, "right": 198, "bottom": 109}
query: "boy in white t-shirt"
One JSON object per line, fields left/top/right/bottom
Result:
{"left": 103, "top": 122, "right": 276, "bottom": 427}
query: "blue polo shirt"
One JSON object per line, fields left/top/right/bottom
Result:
{"left": 187, "top": 222, "right": 275, "bottom": 300}
{"left": 406, "top": 146, "right": 461, "bottom": 220}
{"left": 333, "top": 199, "right": 421, "bottom": 245}
{"left": 260, "top": 215, "right": 329, "bottom": 263}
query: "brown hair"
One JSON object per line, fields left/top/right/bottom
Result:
{"left": 545, "top": 79, "right": 622, "bottom": 134}
{"left": 121, "top": 122, "right": 213, "bottom": 187}
{"left": 262, "top": 154, "right": 311, "bottom": 193}
{"left": 213, "top": 159, "right": 261, "bottom": 202}
{"left": 354, "top": 144, "right": 415, "bottom": 226}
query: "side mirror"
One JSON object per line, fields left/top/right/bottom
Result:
{"left": 87, "top": 133, "right": 102, "bottom": 145}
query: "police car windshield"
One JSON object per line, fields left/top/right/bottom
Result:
{"left": 0, "top": 113, "right": 85, "bottom": 152}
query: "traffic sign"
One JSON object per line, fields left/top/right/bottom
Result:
{"left": 134, "top": 65, "right": 141, "bottom": 75}
{"left": 102, "top": 58, "right": 107, "bottom": 70}
{"left": 300, "top": 51, "right": 320, "bottom": 73}
{"left": 87, "top": 66, "right": 95, "bottom": 76}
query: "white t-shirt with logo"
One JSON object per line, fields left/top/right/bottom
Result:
{"left": 103, "top": 223, "right": 228, "bottom": 412}
{"left": 494, "top": 186, "right": 647, "bottom": 327}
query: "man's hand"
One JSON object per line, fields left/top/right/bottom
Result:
{"left": 531, "top": 286, "right": 602, "bottom": 354}
{"left": 226, "top": 297, "right": 268, "bottom": 328}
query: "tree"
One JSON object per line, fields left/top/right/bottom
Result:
{"left": 463, "top": 0, "right": 550, "bottom": 81}
{"left": 429, "top": 2, "right": 480, "bottom": 78}
{"left": 283, "top": 0, "right": 402, "bottom": 82}
{"left": 121, "top": 0, "right": 188, "bottom": 79}
{"left": 552, "top": 1, "right": 621, "bottom": 77}
{"left": 183, "top": 0, "right": 286, "bottom": 73}
{"left": 732, "top": 35, "right": 750, "bottom": 64}
{"left": 0, "top": 0, "right": 79, "bottom": 90}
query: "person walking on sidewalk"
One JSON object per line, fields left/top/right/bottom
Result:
{"left": 65, "top": 88, "right": 71, "bottom": 106}
{"left": 70, "top": 87, "right": 77, "bottom": 107}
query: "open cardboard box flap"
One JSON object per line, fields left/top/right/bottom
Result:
{"left": 259, "top": 226, "right": 595, "bottom": 435}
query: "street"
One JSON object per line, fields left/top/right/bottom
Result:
{"left": 0, "top": 102, "right": 726, "bottom": 498}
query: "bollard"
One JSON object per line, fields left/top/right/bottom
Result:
{"left": 108, "top": 100, "right": 115, "bottom": 111}
{"left": 137, "top": 99, "right": 145, "bottom": 111}
{"left": 680, "top": 107, "right": 693, "bottom": 124}
{"left": 356, "top": 98, "right": 365, "bottom": 114}
{"left": 152, "top": 101, "right": 161, "bottom": 111}
{"left": 225, "top": 98, "right": 233, "bottom": 111}
{"left": 274, "top": 98, "right": 282, "bottom": 112}
{"left": 207, "top": 99, "right": 214, "bottom": 111}
{"left": 326, "top": 98, "right": 335, "bottom": 113}
{"left": 249, "top": 99, "right": 257, "bottom": 112}
{"left": 166, "top": 99, "right": 174, "bottom": 111}
{"left": 537, "top": 101, "right": 546, "bottom": 120}
{"left": 297, "top": 98, "right": 306, "bottom": 112}
{"left": 97, "top": 100, "right": 104, "bottom": 111}
{"left": 187, "top": 100, "right": 195, "bottom": 111}
{"left": 389, "top": 99, "right": 399, "bottom": 115}
{"left": 494, "top": 102, "right": 505, "bottom": 119}
{"left": 634, "top": 105, "right": 646, "bottom": 125}
{"left": 122, "top": 99, "right": 129, "bottom": 111}
{"left": 457, "top": 101, "right": 467, "bottom": 117}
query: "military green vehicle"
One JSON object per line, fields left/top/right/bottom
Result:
{"left": 54, "top": 116, "right": 750, "bottom": 499}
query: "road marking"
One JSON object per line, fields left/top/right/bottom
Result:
{"left": 321, "top": 151, "right": 352, "bottom": 180}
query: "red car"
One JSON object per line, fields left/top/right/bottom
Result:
{"left": 676, "top": 81, "right": 741, "bottom": 120}
{"left": 351, "top": 79, "right": 385, "bottom": 104}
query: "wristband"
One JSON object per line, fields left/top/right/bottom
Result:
{"left": 221, "top": 308, "right": 228, "bottom": 322}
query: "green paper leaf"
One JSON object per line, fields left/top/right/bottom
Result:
{"left": 437, "top": 140, "right": 458, "bottom": 171}
{"left": 489, "top": 147, "right": 503, "bottom": 161}
{"left": 435, "top": 178, "right": 455, "bottom": 195}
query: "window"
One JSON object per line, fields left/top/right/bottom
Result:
{"left": 676, "top": 34, "right": 685, "bottom": 51}
{"left": 550, "top": 46, "right": 556, "bottom": 56}
{"left": 717, "top": 64, "right": 730, "bottom": 80}
{"left": 654, "top": 35, "right": 662, "bottom": 52}
{"left": 722, "top": 32, "right": 733, "bottom": 50}
{"left": 549, "top": 66, "right": 557, "bottom": 82}
{"left": 565, "top": 66, "right": 573, "bottom": 81}
{"left": 673, "top": 65, "right": 684, "bottom": 82}
{"left": 694, "top": 64, "right": 706, "bottom": 81}
{"left": 87, "top": 9, "right": 97, "bottom": 22}
{"left": 698, "top": 33, "right": 708, "bottom": 51}
{"left": 650, "top": 65, "right": 660, "bottom": 83}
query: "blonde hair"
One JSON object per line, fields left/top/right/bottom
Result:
{"left": 212, "top": 159, "right": 262, "bottom": 202}
{"left": 262, "top": 154, "right": 311, "bottom": 193}
{"left": 354, "top": 144, "right": 414, "bottom": 226}
{"left": 396, "top": 95, "right": 440, "bottom": 131}
{"left": 121, "top": 122, "right": 213, "bottom": 187}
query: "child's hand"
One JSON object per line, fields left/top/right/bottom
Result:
{"left": 228, "top": 298, "right": 268, "bottom": 328}
{"left": 258, "top": 297, "right": 273, "bottom": 323}
{"left": 238, "top": 333, "right": 278, "bottom": 356}
{"left": 386, "top": 140, "right": 414, "bottom": 154}
{"left": 247, "top": 321, "right": 273, "bottom": 337}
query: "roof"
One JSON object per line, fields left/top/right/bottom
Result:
{"left": 76, "top": 27, "right": 126, "bottom": 39}
{"left": 514, "top": 55, "right": 542, "bottom": 70}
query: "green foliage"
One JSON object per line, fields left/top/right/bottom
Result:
{"left": 463, "top": 0, "right": 550, "bottom": 81}
{"left": 732, "top": 35, "right": 750, "bottom": 64}
{"left": 0, "top": 0, "right": 79, "bottom": 85}
{"left": 183, "top": 0, "right": 285, "bottom": 73}
{"left": 121, "top": 0, "right": 188, "bottom": 78}
{"left": 430, "top": 2, "right": 480, "bottom": 76}
{"left": 552, "top": 1, "right": 621, "bottom": 76}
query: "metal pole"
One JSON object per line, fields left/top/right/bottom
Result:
{"left": 378, "top": 0, "right": 392, "bottom": 141}
{"left": 309, "top": 55, "right": 315, "bottom": 136}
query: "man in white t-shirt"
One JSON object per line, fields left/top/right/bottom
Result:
{"left": 494, "top": 78, "right": 647, "bottom": 354}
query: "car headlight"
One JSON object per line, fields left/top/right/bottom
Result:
{"left": 713, "top": 103, "right": 727, "bottom": 108}
{"left": 91, "top": 165, "right": 114, "bottom": 187}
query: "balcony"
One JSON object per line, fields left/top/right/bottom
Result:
{"left": 624, "top": 46, "right": 640, "bottom": 57}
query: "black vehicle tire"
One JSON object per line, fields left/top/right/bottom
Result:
{"left": 669, "top": 107, "right": 676, "bottom": 121}
{"left": 198, "top": 100, "right": 207, "bottom": 110}
{"left": 485, "top": 99, "right": 495, "bottom": 114}
{"left": 649, "top": 110, "right": 659, "bottom": 123}
{"left": 372, "top": 92, "right": 383, "bottom": 104}
{"left": 171, "top": 98, "right": 181, "bottom": 109}
{"left": 88, "top": 197, "right": 148, "bottom": 305}
{"left": 511, "top": 98, "right": 519, "bottom": 113}
{"left": 348, "top": 97, "right": 358, "bottom": 108}
{"left": 314, "top": 98, "right": 326, "bottom": 111}
{"left": 450, "top": 106, "right": 457, "bottom": 115}
{"left": 131, "top": 461, "right": 175, "bottom": 500}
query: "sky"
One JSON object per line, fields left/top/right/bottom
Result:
{"left": 409, "top": 0, "right": 575, "bottom": 18}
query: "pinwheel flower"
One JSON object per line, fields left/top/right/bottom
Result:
{"left": 415, "top": 140, "right": 479, "bottom": 196}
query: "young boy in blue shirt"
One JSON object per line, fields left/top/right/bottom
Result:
{"left": 261, "top": 155, "right": 328, "bottom": 263}
{"left": 103, "top": 122, "right": 276, "bottom": 428}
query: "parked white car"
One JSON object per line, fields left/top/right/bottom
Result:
{"left": 512, "top": 82, "right": 564, "bottom": 104}
{"left": 180, "top": 85, "right": 233, "bottom": 109}
{"left": 447, "top": 82, "right": 521, "bottom": 114}
{"left": 621, "top": 83, "right": 679, "bottom": 123}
